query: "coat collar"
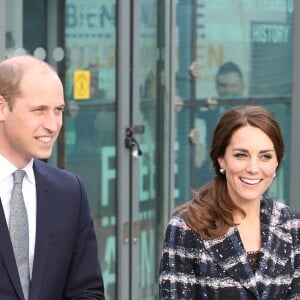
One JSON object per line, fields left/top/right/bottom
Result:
{"left": 0, "top": 202, "right": 25, "bottom": 299}
{"left": 29, "top": 160, "right": 55, "bottom": 300}
{"left": 203, "top": 196, "right": 293, "bottom": 299}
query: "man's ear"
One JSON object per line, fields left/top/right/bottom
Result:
{"left": 0, "top": 95, "right": 8, "bottom": 120}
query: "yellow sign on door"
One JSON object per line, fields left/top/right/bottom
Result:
{"left": 73, "top": 70, "right": 91, "bottom": 99}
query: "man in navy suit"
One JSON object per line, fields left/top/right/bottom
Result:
{"left": 0, "top": 55, "right": 105, "bottom": 299}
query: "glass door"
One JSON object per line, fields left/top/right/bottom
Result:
{"left": 118, "top": 0, "right": 171, "bottom": 300}
{"left": 174, "top": 0, "right": 293, "bottom": 207}
{"left": 125, "top": 1, "right": 173, "bottom": 299}
{"left": 0, "top": 0, "right": 22, "bottom": 60}
{"left": 64, "top": 1, "right": 117, "bottom": 299}
{"left": 65, "top": 1, "right": 173, "bottom": 298}
{"left": 131, "top": 0, "right": 159, "bottom": 297}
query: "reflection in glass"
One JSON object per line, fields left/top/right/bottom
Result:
{"left": 64, "top": 1, "right": 117, "bottom": 298}
{"left": 174, "top": 0, "right": 293, "bottom": 207}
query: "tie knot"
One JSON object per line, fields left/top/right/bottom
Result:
{"left": 13, "top": 169, "right": 26, "bottom": 185}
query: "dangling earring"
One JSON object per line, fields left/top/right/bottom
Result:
{"left": 220, "top": 168, "right": 225, "bottom": 174}
{"left": 273, "top": 172, "right": 276, "bottom": 178}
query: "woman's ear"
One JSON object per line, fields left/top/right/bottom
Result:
{"left": 218, "top": 157, "right": 224, "bottom": 169}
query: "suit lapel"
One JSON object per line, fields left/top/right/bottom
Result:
{"left": 0, "top": 201, "right": 24, "bottom": 299}
{"left": 29, "top": 161, "right": 54, "bottom": 300}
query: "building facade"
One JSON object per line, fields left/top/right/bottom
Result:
{"left": 1, "top": 0, "right": 300, "bottom": 299}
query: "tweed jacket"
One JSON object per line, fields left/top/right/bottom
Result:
{"left": 159, "top": 195, "right": 300, "bottom": 299}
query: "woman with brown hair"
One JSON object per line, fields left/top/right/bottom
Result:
{"left": 159, "top": 106, "right": 300, "bottom": 299}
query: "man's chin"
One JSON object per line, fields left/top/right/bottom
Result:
{"left": 34, "top": 152, "right": 52, "bottom": 161}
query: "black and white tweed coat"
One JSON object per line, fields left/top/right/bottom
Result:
{"left": 159, "top": 195, "right": 300, "bottom": 299}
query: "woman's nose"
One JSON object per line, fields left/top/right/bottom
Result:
{"left": 245, "top": 159, "right": 259, "bottom": 173}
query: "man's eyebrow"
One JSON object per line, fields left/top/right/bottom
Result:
{"left": 29, "top": 104, "right": 48, "bottom": 109}
{"left": 29, "top": 104, "right": 65, "bottom": 109}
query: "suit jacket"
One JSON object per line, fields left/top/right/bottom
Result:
{"left": 0, "top": 159, "right": 105, "bottom": 300}
{"left": 159, "top": 195, "right": 300, "bottom": 299}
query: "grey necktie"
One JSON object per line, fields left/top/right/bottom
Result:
{"left": 9, "top": 169, "right": 30, "bottom": 300}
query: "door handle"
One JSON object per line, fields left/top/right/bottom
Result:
{"left": 125, "top": 126, "right": 144, "bottom": 157}
{"left": 123, "top": 221, "right": 139, "bottom": 244}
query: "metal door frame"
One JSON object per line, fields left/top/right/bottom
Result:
{"left": 130, "top": 0, "right": 141, "bottom": 298}
{"left": 290, "top": 1, "right": 300, "bottom": 209}
{"left": 116, "top": 0, "right": 131, "bottom": 299}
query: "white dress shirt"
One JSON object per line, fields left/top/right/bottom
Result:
{"left": 0, "top": 155, "right": 36, "bottom": 278}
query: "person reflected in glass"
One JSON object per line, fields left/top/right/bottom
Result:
{"left": 159, "top": 106, "right": 300, "bottom": 299}
{"left": 216, "top": 61, "right": 244, "bottom": 99}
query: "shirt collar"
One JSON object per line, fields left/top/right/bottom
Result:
{"left": 23, "top": 159, "right": 35, "bottom": 184}
{"left": 0, "top": 155, "right": 35, "bottom": 184}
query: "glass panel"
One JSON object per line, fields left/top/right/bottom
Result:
{"left": 137, "top": 1, "right": 158, "bottom": 298}
{"left": 64, "top": 1, "right": 117, "bottom": 299}
{"left": 0, "top": 1, "right": 3, "bottom": 59}
{"left": 193, "top": 0, "right": 293, "bottom": 99}
{"left": 174, "top": 0, "right": 194, "bottom": 205}
{"left": 137, "top": 1, "right": 169, "bottom": 299}
{"left": 5, "top": 0, "right": 53, "bottom": 59}
{"left": 175, "top": 0, "right": 293, "bottom": 206}
{"left": 5, "top": 0, "right": 24, "bottom": 57}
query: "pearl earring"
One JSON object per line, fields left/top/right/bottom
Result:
{"left": 220, "top": 168, "right": 225, "bottom": 174}
{"left": 273, "top": 172, "right": 276, "bottom": 178}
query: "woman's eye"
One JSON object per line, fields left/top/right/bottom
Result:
{"left": 234, "top": 153, "right": 247, "bottom": 158}
{"left": 261, "top": 154, "right": 272, "bottom": 160}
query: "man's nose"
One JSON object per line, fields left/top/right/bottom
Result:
{"left": 44, "top": 112, "right": 61, "bottom": 131}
